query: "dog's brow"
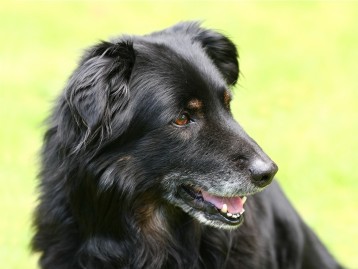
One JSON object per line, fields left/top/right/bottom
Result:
{"left": 223, "top": 90, "right": 232, "bottom": 108}
{"left": 187, "top": 99, "right": 203, "bottom": 110}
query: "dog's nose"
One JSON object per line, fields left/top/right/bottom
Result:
{"left": 249, "top": 158, "right": 278, "bottom": 188}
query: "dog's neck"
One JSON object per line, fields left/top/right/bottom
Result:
{"left": 74, "top": 201, "right": 232, "bottom": 269}
{"left": 67, "top": 172, "right": 232, "bottom": 268}
{"left": 127, "top": 204, "right": 233, "bottom": 269}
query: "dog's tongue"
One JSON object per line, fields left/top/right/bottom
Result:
{"left": 201, "top": 191, "right": 244, "bottom": 214}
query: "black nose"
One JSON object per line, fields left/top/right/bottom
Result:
{"left": 249, "top": 159, "right": 278, "bottom": 188}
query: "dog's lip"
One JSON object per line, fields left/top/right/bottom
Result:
{"left": 179, "top": 184, "right": 247, "bottom": 225}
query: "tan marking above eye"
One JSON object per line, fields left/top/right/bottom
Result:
{"left": 223, "top": 90, "right": 232, "bottom": 108}
{"left": 187, "top": 99, "right": 203, "bottom": 110}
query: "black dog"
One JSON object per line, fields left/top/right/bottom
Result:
{"left": 32, "top": 22, "right": 342, "bottom": 269}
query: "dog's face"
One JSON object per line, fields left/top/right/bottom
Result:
{"left": 62, "top": 22, "right": 278, "bottom": 230}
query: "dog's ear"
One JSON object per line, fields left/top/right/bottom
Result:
{"left": 170, "top": 22, "right": 239, "bottom": 86}
{"left": 61, "top": 41, "right": 135, "bottom": 152}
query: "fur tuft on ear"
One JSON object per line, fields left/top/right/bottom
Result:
{"left": 61, "top": 41, "right": 135, "bottom": 153}
{"left": 168, "top": 21, "right": 239, "bottom": 86}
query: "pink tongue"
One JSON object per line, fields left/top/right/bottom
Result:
{"left": 201, "top": 191, "right": 244, "bottom": 214}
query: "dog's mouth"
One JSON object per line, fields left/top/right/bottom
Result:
{"left": 179, "top": 184, "right": 247, "bottom": 226}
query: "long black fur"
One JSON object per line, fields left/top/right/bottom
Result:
{"left": 32, "top": 22, "right": 343, "bottom": 269}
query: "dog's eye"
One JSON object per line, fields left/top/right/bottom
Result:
{"left": 174, "top": 113, "right": 191, "bottom": 126}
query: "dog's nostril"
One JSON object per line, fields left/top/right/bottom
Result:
{"left": 249, "top": 160, "right": 278, "bottom": 188}
{"left": 260, "top": 174, "right": 270, "bottom": 182}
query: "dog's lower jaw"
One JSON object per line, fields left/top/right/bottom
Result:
{"left": 178, "top": 203, "right": 244, "bottom": 230}
{"left": 171, "top": 184, "right": 248, "bottom": 229}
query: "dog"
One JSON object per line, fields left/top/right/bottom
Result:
{"left": 32, "top": 22, "right": 343, "bottom": 269}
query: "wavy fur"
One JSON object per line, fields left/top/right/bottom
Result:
{"left": 32, "top": 22, "right": 342, "bottom": 269}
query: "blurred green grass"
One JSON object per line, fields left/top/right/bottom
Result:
{"left": 0, "top": 1, "right": 357, "bottom": 268}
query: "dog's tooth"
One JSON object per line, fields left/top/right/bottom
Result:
{"left": 242, "top": 196, "right": 247, "bottom": 204}
{"left": 227, "top": 212, "right": 232, "bottom": 217}
{"left": 240, "top": 209, "right": 245, "bottom": 215}
{"left": 221, "top": 204, "right": 228, "bottom": 213}
{"left": 232, "top": 214, "right": 238, "bottom": 218}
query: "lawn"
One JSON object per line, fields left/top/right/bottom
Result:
{"left": 0, "top": 1, "right": 357, "bottom": 268}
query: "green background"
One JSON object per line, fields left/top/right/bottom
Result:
{"left": 1, "top": 1, "right": 357, "bottom": 268}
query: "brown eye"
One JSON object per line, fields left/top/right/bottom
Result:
{"left": 174, "top": 113, "right": 191, "bottom": 126}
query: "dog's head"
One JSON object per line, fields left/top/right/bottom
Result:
{"left": 58, "top": 22, "right": 278, "bottom": 230}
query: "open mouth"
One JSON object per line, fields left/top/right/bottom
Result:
{"left": 179, "top": 184, "right": 247, "bottom": 226}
